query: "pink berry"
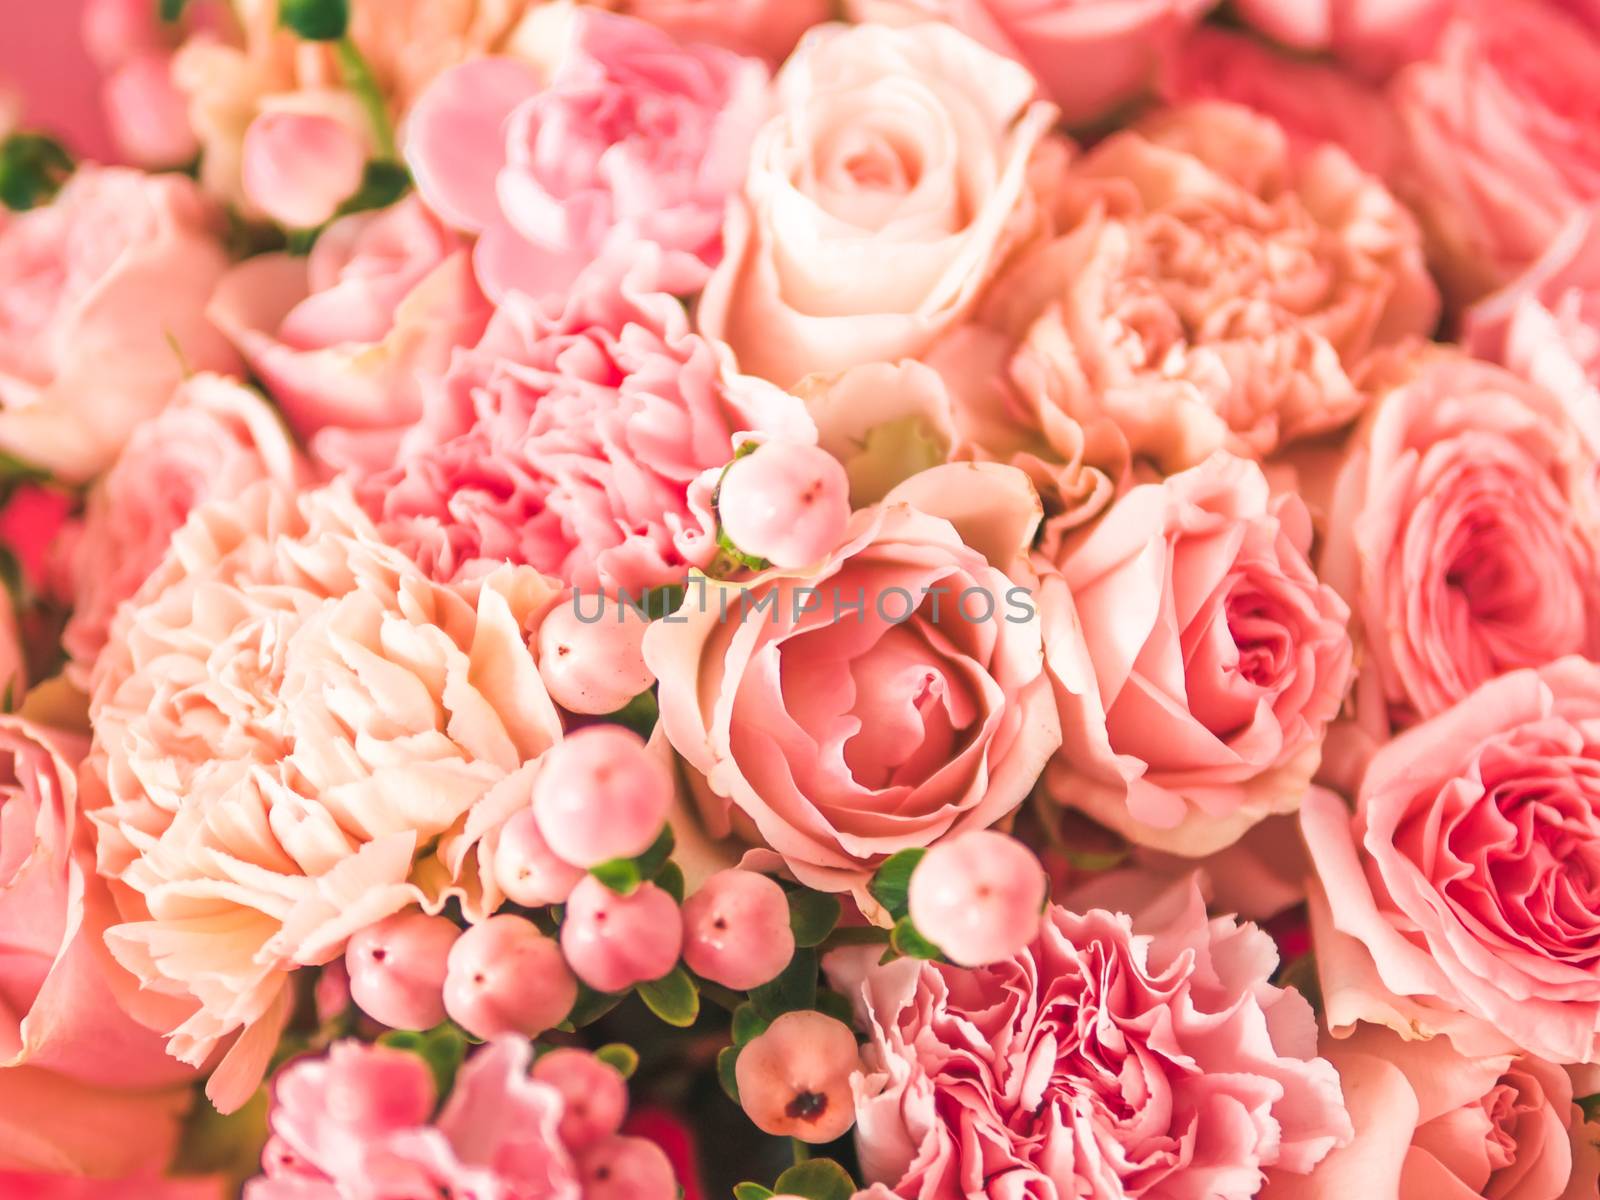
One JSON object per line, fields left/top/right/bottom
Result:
{"left": 559, "top": 877, "right": 682, "bottom": 993}
{"left": 735, "top": 1011, "right": 860, "bottom": 1143}
{"left": 493, "top": 808, "right": 585, "bottom": 907}
{"left": 538, "top": 595, "right": 655, "bottom": 715}
{"left": 533, "top": 726, "right": 672, "bottom": 868}
{"left": 717, "top": 441, "right": 850, "bottom": 570}
{"left": 345, "top": 910, "right": 460, "bottom": 1031}
{"left": 680, "top": 870, "right": 795, "bottom": 991}
{"left": 578, "top": 1134, "right": 677, "bottom": 1200}
{"left": 531, "top": 1048, "right": 628, "bottom": 1149}
{"left": 240, "top": 110, "right": 365, "bottom": 229}
{"left": 907, "top": 831, "right": 1046, "bottom": 967}
{"left": 442, "top": 915, "right": 576, "bottom": 1039}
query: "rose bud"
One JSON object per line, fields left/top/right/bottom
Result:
{"left": 240, "top": 110, "right": 365, "bottom": 229}
{"left": 735, "top": 1010, "right": 860, "bottom": 1143}
{"left": 442, "top": 915, "right": 576, "bottom": 1039}
{"left": 531, "top": 1048, "right": 628, "bottom": 1150}
{"left": 716, "top": 441, "right": 851, "bottom": 569}
{"left": 680, "top": 869, "right": 795, "bottom": 990}
{"left": 578, "top": 1134, "right": 678, "bottom": 1200}
{"left": 908, "top": 830, "right": 1047, "bottom": 966}
{"left": 533, "top": 725, "right": 672, "bottom": 868}
{"left": 493, "top": 807, "right": 586, "bottom": 907}
{"left": 538, "top": 594, "right": 656, "bottom": 714}
{"left": 344, "top": 910, "right": 460, "bottom": 1030}
{"left": 560, "top": 877, "right": 683, "bottom": 994}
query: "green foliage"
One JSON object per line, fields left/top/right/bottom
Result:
{"left": 0, "top": 133, "right": 73, "bottom": 211}
{"left": 279, "top": 0, "right": 349, "bottom": 40}
{"left": 637, "top": 965, "right": 700, "bottom": 1027}
{"left": 773, "top": 1159, "right": 857, "bottom": 1200}
{"left": 376, "top": 1023, "right": 469, "bottom": 1097}
{"left": 867, "top": 849, "right": 926, "bottom": 923}
{"left": 787, "top": 890, "right": 841, "bottom": 949}
{"left": 748, "top": 948, "right": 818, "bottom": 1021}
{"left": 595, "top": 1043, "right": 639, "bottom": 1079}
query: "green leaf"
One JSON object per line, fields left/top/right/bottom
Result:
{"left": 607, "top": 687, "right": 660, "bottom": 739}
{"left": 814, "top": 990, "right": 855, "bottom": 1028}
{"left": 733, "top": 1185, "right": 775, "bottom": 1200}
{"left": 787, "top": 890, "right": 841, "bottom": 949}
{"left": 867, "top": 848, "right": 926, "bottom": 923}
{"left": 637, "top": 965, "right": 700, "bottom": 1028}
{"left": 820, "top": 925, "right": 890, "bottom": 949}
{"left": 622, "top": 582, "right": 687, "bottom": 621}
{"left": 656, "top": 861, "right": 686, "bottom": 903}
{"left": 716, "top": 1044, "right": 741, "bottom": 1103}
{"left": 377, "top": 1023, "right": 467, "bottom": 1097}
{"left": 748, "top": 947, "right": 818, "bottom": 1021}
{"left": 279, "top": 0, "right": 349, "bottom": 40}
{"left": 595, "top": 1043, "right": 639, "bottom": 1080}
{"left": 635, "top": 825, "right": 676, "bottom": 881}
{"left": 590, "top": 857, "right": 642, "bottom": 895}
{"left": 560, "top": 982, "right": 626, "bottom": 1031}
{"left": 731, "top": 1003, "right": 769, "bottom": 1047}
{"left": 1579, "top": 1093, "right": 1600, "bottom": 1124}
{"left": 334, "top": 159, "right": 410, "bottom": 218}
{"left": 0, "top": 133, "right": 73, "bottom": 211}
{"left": 773, "top": 1159, "right": 857, "bottom": 1200}
{"left": 158, "top": 0, "right": 190, "bottom": 21}
{"left": 890, "top": 916, "right": 943, "bottom": 961}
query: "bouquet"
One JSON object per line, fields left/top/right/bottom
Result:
{"left": 2, "top": 0, "right": 1599, "bottom": 1197}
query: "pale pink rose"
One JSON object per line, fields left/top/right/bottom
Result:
{"left": 617, "top": 0, "right": 831, "bottom": 63}
{"left": 1303, "top": 657, "right": 1600, "bottom": 1063}
{"left": 1262, "top": 1023, "right": 1600, "bottom": 1200}
{"left": 0, "top": 1175, "right": 222, "bottom": 1200}
{"left": 698, "top": 21, "right": 1058, "bottom": 388}
{"left": 240, "top": 110, "right": 366, "bottom": 229}
{"left": 1319, "top": 353, "right": 1600, "bottom": 758}
{"left": 1159, "top": 26, "right": 1405, "bottom": 177}
{"left": 0, "top": 165, "right": 237, "bottom": 482}
{"left": 1391, "top": 0, "right": 1600, "bottom": 302}
{"left": 248, "top": 1038, "right": 607, "bottom": 1200}
{"left": 1231, "top": 0, "right": 1449, "bottom": 76}
{"left": 354, "top": 246, "right": 809, "bottom": 593}
{"left": 948, "top": 101, "right": 1438, "bottom": 475}
{"left": 102, "top": 54, "right": 201, "bottom": 169}
{"left": 59, "top": 373, "right": 308, "bottom": 688}
{"left": 643, "top": 463, "right": 1062, "bottom": 902}
{"left": 0, "top": 714, "right": 199, "bottom": 1177}
{"left": 1466, "top": 205, "right": 1600, "bottom": 457}
{"left": 846, "top": 0, "right": 1214, "bottom": 126}
{"left": 405, "top": 9, "right": 767, "bottom": 304}
{"left": 1041, "top": 452, "right": 1353, "bottom": 856}
{"left": 208, "top": 195, "right": 490, "bottom": 471}
{"left": 826, "top": 883, "right": 1351, "bottom": 1198}
{"left": 86, "top": 481, "right": 567, "bottom": 1112}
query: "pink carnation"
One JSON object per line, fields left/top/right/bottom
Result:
{"left": 826, "top": 883, "right": 1351, "bottom": 1198}
{"left": 355, "top": 249, "right": 808, "bottom": 592}
{"left": 405, "top": 8, "right": 767, "bottom": 304}
{"left": 86, "top": 482, "right": 567, "bottom": 1112}
{"left": 208, "top": 196, "right": 490, "bottom": 472}
{"left": 59, "top": 373, "right": 308, "bottom": 687}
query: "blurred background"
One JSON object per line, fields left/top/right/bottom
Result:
{"left": 1, "top": 0, "right": 116, "bottom": 159}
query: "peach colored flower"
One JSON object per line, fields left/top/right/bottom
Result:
{"left": 86, "top": 481, "right": 566, "bottom": 1112}
{"left": 698, "top": 21, "right": 1059, "bottom": 388}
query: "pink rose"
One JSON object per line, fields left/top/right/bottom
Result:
{"left": 845, "top": 0, "right": 1214, "bottom": 126}
{"left": 208, "top": 195, "right": 490, "bottom": 471}
{"left": 948, "top": 102, "right": 1438, "bottom": 474}
{"left": 0, "top": 165, "right": 237, "bottom": 482}
{"left": 1303, "top": 657, "right": 1600, "bottom": 1063}
{"left": 1466, "top": 205, "right": 1600, "bottom": 457}
{"left": 405, "top": 9, "right": 767, "bottom": 304}
{"left": 643, "top": 464, "right": 1061, "bottom": 901}
{"left": 1391, "top": 0, "right": 1600, "bottom": 302}
{"left": 617, "top": 0, "right": 831, "bottom": 63}
{"left": 0, "top": 713, "right": 198, "bottom": 1177}
{"left": 354, "top": 247, "right": 808, "bottom": 592}
{"left": 1319, "top": 353, "right": 1600, "bottom": 755}
{"left": 1230, "top": 0, "right": 1449, "bottom": 76}
{"left": 825, "top": 883, "right": 1351, "bottom": 1198}
{"left": 1262, "top": 1023, "right": 1600, "bottom": 1200}
{"left": 698, "top": 21, "right": 1057, "bottom": 388}
{"left": 249, "top": 1038, "right": 609, "bottom": 1199}
{"left": 1159, "top": 26, "right": 1405, "bottom": 177}
{"left": 87, "top": 482, "right": 567, "bottom": 1112}
{"left": 59, "top": 373, "right": 308, "bottom": 687}
{"left": 1041, "top": 452, "right": 1353, "bottom": 856}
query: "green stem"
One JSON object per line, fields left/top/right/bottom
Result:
{"left": 791, "top": 1139, "right": 812, "bottom": 1166}
{"left": 335, "top": 36, "right": 396, "bottom": 160}
{"left": 697, "top": 979, "right": 745, "bottom": 1014}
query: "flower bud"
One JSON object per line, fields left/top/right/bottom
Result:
{"left": 240, "top": 110, "right": 365, "bottom": 228}
{"left": 493, "top": 807, "right": 585, "bottom": 907}
{"left": 531, "top": 1048, "right": 628, "bottom": 1150}
{"left": 538, "top": 594, "right": 656, "bottom": 715}
{"left": 680, "top": 869, "right": 795, "bottom": 990}
{"left": 533, "top": 725, "right": 672, "bottom": 868}
{"left": 578, "top": 1134, "right": 677, "bottom": 1200}
{"left": 559, "top": 876, "right": 682, "bottom": 993}
{"left": 907, "top": 830, "right": 1045, "bottom": 967}
{"left": 344, "top": 910, "right": 459, "bottom": 1030}
{"left": 103, "top": 54, "right": 199, "bottom": 167}
{"left": 735, "top": 1011, "right": 859, "bottom": 1143}
{"left": 443, "top": 915, "right": 576, "bottom": 1039}
{"left": 717, "top": 441, "right": 850, "bottom": 569}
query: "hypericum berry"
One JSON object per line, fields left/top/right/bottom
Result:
{"left": 344, "top": 910, "right": 459, "bottom": 1030}
{"left": 716, "top": 441, "right": 850, "bottom": 569}
{"left": 442, "top": 915, "right": 576, "bottom": 1039}
{"left": 533, "top": 726, "right": 672, "bottom": 868}
{"left": 907, "top": 830, "right": 1046, "bottom": 966}
{"left": 735, "top": 1011, "right": 860, "bottom": 1143}
{"left": 493, "top": 808, "right": 585, "bottom": 907}
{"left": 537, "top": 595, "right": 655, "bottom": 715}
{"left": 680, "top": 869, "right": 795, "bottom": 990}
{"left": 531, "top": 1049, "right": 628, "bottom": 1150}
{"left": 240, "top": 111, "right": 364, "bottom": 228}
{"left": 559, "top": 876, "right": 682, "bottom": 994}
{"left": 578, "top": 1134, "right": 677, "bottom": 1200}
